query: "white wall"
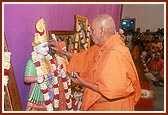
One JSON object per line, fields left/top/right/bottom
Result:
{"left": 121, "top": 4, "right": 164, "bottom": 32}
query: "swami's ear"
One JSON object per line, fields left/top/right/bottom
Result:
{"left": 100, "top": 26, "right": 105, "bottom": 37}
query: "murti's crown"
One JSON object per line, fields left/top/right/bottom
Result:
{"left": 32, "top": 18, "right": 48, "bottom": 47}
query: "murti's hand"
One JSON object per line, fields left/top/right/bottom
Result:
{"left": 36, "top": 76, "right": 45, "bottom": 84}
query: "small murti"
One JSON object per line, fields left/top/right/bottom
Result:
{"left": 24, "top": 18, "right": 73, "bottom": 111}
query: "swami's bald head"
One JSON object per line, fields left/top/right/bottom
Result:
{"left": 91, "top": 14, "right": 116, "bottom": 46}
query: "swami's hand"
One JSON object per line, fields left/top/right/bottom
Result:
{"left": 70, "top": 72, "right": 86, "bottom": 86}
{"left": 49, "top": 39, "right": 64, "bottom": 55}
{"left": 69, "top": 72, "right": 99, "bottom": 92}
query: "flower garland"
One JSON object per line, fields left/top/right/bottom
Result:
{"left": 32, "top": 51, "right": 73, "bottom": 111}
{"left": 4, "top": 52, "right": 11, "bottom": 95}
{"left": 73, "top": 85, "right": 83, "bottom": 111}
{"left": 74, "top": 33, "right": 79, "bottom": 53}
{"left": 74, "top": 23, "right": 91, "bottom": 53}
{"left": 32, "top": 51, "right": 56, "bottom": 111}
{"left": 55, "top": 54, "right": 73, "bottom": 110}
{"left": 51, "top": 33, "right": 73, "bottom": 110}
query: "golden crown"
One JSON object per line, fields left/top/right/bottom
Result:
{"left": 32, "top": 18, "right": 48, "bottom": 47}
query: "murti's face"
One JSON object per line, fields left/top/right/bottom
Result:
{"left": 34, "top": 42, "right": 49, "bottom": 56}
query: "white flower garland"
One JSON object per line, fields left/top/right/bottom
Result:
{"left": 55, "top": 54, "right": 73, "bottom": 110}
{"left": 74, "top": 24, "right": 91, "bottom": 53}
{"left": 4, "top": 52, "right": 11, "bottom": 95}
{"left": 32, "top": 51, "right": 56, "bottom": 111}
{"left": 32, "top": 51, "right": 73, "bottom": 111}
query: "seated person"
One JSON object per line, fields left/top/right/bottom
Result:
{"left": 132, "top": 42, "right": 140, "bottom": 60}
{"left": 144, "top": 52, "right": 164, "bottom": 87}
{"left": 152, "top": 36, "right": 163, "bottom": 51}
{"left": 140, "top": 46, "right": 149, "bottom": 64}
{"left": 143, "top": 48, "right": 156, "bottom": 72}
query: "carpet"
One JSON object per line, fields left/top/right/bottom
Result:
{"left": 134, "top": 58, "right": 153, "bottom": 111}
{"left": 135, "top": 81, "right": 153, "bottom": 111}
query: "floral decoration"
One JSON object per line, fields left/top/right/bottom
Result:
{"left": 74, "top": 23, "right": 91, "bottom": 53}
{"left": 32, "top": 51, "right": 73, "bottom": 111}
{"left": 4, "top": 52, "right": 11, "bottom": 95}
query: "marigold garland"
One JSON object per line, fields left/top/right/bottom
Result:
{"left": 32, "top": 51, "right": 73, "bottom": 111}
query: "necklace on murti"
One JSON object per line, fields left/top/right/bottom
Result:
{"left": 41, "top": 58, "right": 53, "bottom": 73}
{"left": 41, "top": 58, "right": 55, "bottom": 101}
